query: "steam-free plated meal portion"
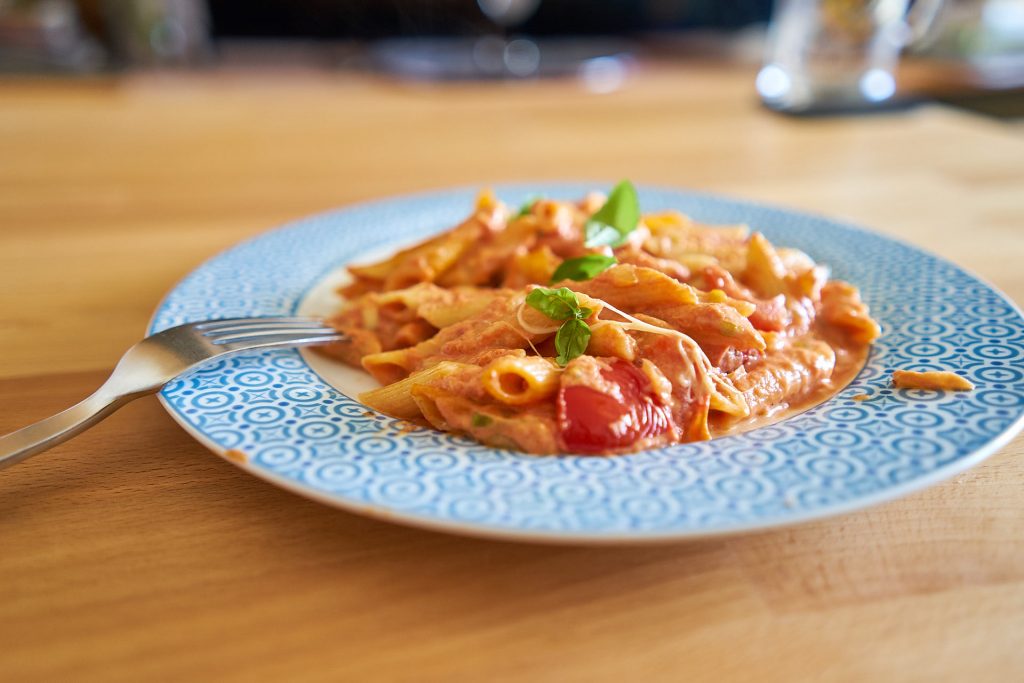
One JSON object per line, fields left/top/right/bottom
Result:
{"left": 319, "top": 181, "right": 882, "bottom": 455}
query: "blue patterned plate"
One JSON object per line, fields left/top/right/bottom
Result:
{"left": 150, "top": 184, "right": 1024, "bottom": 543}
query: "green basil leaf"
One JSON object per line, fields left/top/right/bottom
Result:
{"left": 584, "top": 180, "right": 640, "bottom": 248}
{"left": 577, "top": 307, "right": 593, "bottom": 320}
{"left": 555, "top": 318, "right": 591, "bottom": 367}
{"left": 525, "top": 287, "right": 580, "bottom": 321}
{"left": 550, "top": 255, "right": 617, "bottom": 283}
{"left": 471, "top": 413, "right": 493, "bottom": 428}
{"left": 515, "top": 195, "right": 542, "bottom": 218}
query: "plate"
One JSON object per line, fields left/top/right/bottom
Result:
{"left": 150, "top": 183, "right": 1024, "bottom": 543}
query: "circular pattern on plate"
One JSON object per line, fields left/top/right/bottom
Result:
{"left": 150, "top": 183, "right": 1024, "bottom": 541}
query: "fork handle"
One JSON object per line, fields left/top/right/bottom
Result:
{"left": 0, "top": 390, "right": 135, "bottom": 470}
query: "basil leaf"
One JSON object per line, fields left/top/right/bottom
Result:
{"left": 584, "top": 180, "right": 640, "bottom": 248}
{"left": 555, "top": 318, "right": 591, "bottom": 366}
{"left": 525, "top": 287, "right": 593, "bottom": 366}
{"left": 525, "top": 287, "right": 580, "bottom": 321}
{"left": 550, "top": 255, "right": 617, "bottom": 283}
{"left": 583, "top": 223, "right": 623, "bottom": 248}
{"left": 471, "top": 413, "right": 493, "bottom": 428}
{"left": 515, "top": 195, "right": 542, "bottom": 218}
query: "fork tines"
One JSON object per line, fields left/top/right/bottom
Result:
{"left": 197, "top": 317, "right": 345, "bottom": 346}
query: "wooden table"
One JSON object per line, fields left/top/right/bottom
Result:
{"left": 1, "top": 63, "right": 1022, "bottom": 682}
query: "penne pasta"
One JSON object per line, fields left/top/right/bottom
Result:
{"left": 892, "top": 370, "right": 974, "bottom": 391}
{"left": 586, "top": 321, "right": 638, "bottom": 361}
{"left": 316, "top": 187, "right": 881, "bottom": 455}
{"left": 731, "top": 340, "right": 836, "bottom": 417}
{"left": 360, "top": 361, "right": 476, "bottom": 419}
{"left": 481, "top": 355, "right": 560, "bottom": 405}
{"left": 820, "top": 280, "right": 881, "bottom": 344}
{"left": 383, "top": 225, "right": 479, "bottom": 290}
{"left": 743, "top": 232, "right": 788, "bottom": 298}
{"left": 418, "top": 288, "right": 511, "bottom": 328}
{"left": 361, "top": 347, "right": 424, "bottom": 385}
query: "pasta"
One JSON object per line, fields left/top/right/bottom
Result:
{"left": 892, "top": 370, "right": 974, "bottom": 391}
{"left": 481, "top": 355, "right": 561, "bottom": 405}
{"left": 361, "top": 361, "right": 476, "bottom": 419}
{"left": 319, "top": 186, "right": 881, "bottom": 455}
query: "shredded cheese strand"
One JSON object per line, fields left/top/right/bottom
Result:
{"left": 596, "top": 299, "right": 749, "bottom": 418}
{"left": 518, "top": 295, "right": 749, "bottom": 417}
{"left": 495, "top": 320, "right": 550, "bottom": 361}
{"left": 595, "top": 300, "right": 710, "bottom": 393}
{"left": 515, "top": 302, "right": 562, "bottom": 336}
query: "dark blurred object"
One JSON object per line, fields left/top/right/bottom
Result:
{"left": 206, "top": 0, "right": 768, "bottom": 82}
{"left": 368, "top": 35, "right": 634, "bottom": 80}
{"left": 206, "top": 1, "right": 772, "bottom": 38}
{"left": 101, "top": 0, "right": 211, "bottom": 66}
{"left": 0, "top": 0, "right": 106, "bottom": 72}
{"left": 368, "top": 0, "right": 632, "bottom": 80}
{"left": 934, "top": 87, "right": 1024, "bottom": 118}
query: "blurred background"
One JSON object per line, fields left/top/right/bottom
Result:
{"left": 0, "top": 0, "right": 1022, "bottom": 117}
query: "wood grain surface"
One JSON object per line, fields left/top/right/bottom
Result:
{"left": 1, "top": 63, "right": 1022, "bottom": 682}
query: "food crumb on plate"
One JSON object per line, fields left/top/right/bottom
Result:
{"left": 223, "top": 449, "right": 249, "bottom": 464}
{"left": 393, "top": 420, "right": 423, "bottom": 435}
{"left": 892, "top": 369, "right": 975, "bottom": 392}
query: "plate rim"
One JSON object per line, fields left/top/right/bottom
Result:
{"left": 155, "top": 394, "right": 1024, "bottom": 544}
{"left": 149, "top": 181, "right": 1024, "bottom": 544}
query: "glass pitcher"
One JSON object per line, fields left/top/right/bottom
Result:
{"left": 758, "top": 0, "right": 945, "bottom": 113}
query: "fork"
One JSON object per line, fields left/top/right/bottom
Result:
{"left": 0, "top": 317, "right": 347, "bottom": 470}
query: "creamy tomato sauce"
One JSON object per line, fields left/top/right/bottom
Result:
{"left": 710, "top": 334, "right": 869, "bottom": 437}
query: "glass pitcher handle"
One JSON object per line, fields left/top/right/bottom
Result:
{"left": 905, "top": 0, "right": 946, "bottom": 45}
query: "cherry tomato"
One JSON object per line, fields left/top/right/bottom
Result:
{"left": 557, "top": 359, "right": 672, "bottom": 453}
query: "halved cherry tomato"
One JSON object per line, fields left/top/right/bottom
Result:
{"left": 557, "top": 359, "right": 672, "bottom": 453}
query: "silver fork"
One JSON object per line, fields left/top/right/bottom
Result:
{"left": 0, "top": 317, "right": 347, "bottom": 470}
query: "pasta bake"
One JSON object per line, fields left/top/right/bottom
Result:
{"left": 319, "top": 182, "right": 881, "bottom": 455}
